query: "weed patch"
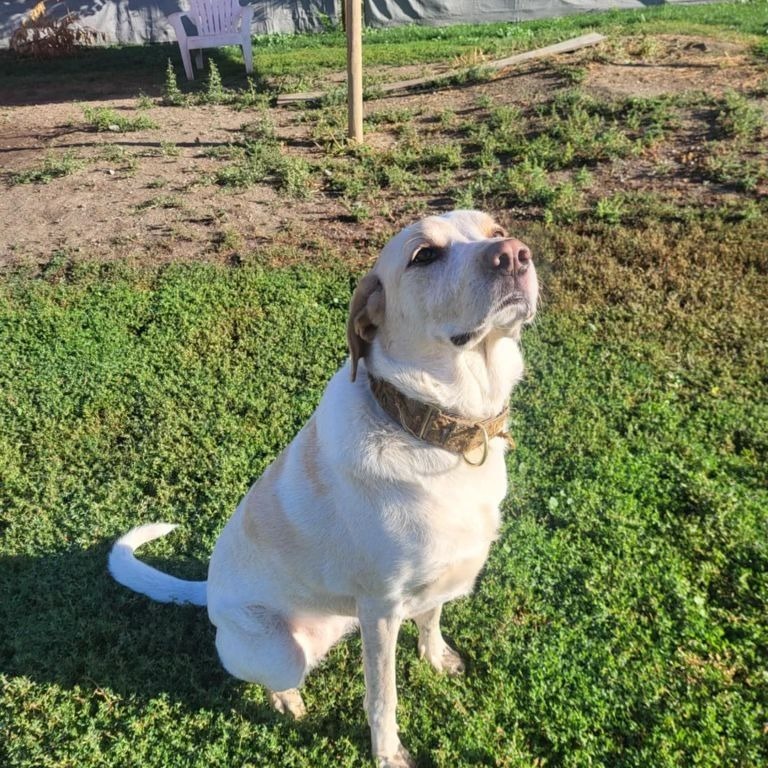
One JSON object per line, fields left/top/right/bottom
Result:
{"left": 215, "top": 139, "right": 313, "bottom": 198}
{"left": 8, "top": 151, "right": 84, "bottom": 185}
{"left": 83, "top": 105, "right": 158, "bottom": 132}
{"left": 715, "top": 90, "right": 766, "bottom": 140}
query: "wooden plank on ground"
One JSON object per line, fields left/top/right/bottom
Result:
{"left": 487, "top": 32, "right": 605, "bottom": 71}
{"left": 276, "top": 32, "right": 605, "bottom": 107}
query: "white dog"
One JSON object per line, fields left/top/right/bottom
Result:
{"left": 109, "top": 210, "right": 538, "bottom": 767}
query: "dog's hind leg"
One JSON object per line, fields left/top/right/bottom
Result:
{"left": 214, "top": 607, "right": 354, "bottom": 718}
{"left": 413, "top": 605, "right": 465, "bottom": 675}
{"left": 214, "top": 605, "right": 310, "bottom": 717}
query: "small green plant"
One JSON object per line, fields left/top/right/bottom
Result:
{"left": 308, "top": 105, "right": 348, "bottom": 153}
{"left": 487, "top": 104, "right": 525, "bottom": 145}
{"left": 163, "top": 59, "right": 186, "bottom": 106}
{"left": 594, "top": 194, "right": 627, "bottom": 224}
{"left": 320, "top": 86, "right": 347, "bottom": 108}
{"left": 544, "top": 181, "right": 583, "bottom": 224}
{"left": 204, "top": 59, "right": 225, "bottom": 105}
{"left": 698, "top": 144, "right": 764, "bottom": 192}
{"left": 346, "top": 200, "right": 372, "bottom": 222}
{"left": 215, "top": 139, "right": 314, "bottom": 199}
{"left": 438, "top": 108, "right": 456, "bottom": 128}
{"left": 242, "top": 114, "right": 277, "bottom": 142}
{"left": 232, "top": 78, "right": 271, "bottom": 110}
{"left": 716, "top": 90, "right": 765, "bottom": 140}
{"left": 276, "top": 155, "right": 313, "bottom": 198}
{"left": 9, "top": 150, "right": 84, "bottom": 184}
{"left": 213, "top": 227, "right": 245, "bottom": 254}
{"left": 452, "top": 62, "right": 495, "bottom": 86}
{"left": 452, "top": 183, "right": 477, "bottom": 209}
{"left": 505, "top": 158, "right": 556, "bottom": 205}
{"left": 135, "top": 92, "right": 154, "bottom": 110}
{"left": 418, "top": 141, "right": 462, "bottom": 171}
{"left": 366, "top": 108, "right": 416, "bottom": 127}
{"left": 159, "top": 141, "right": 181, "bottom": 157}
{"left": 98, "top": 144, "right": 138, "bottom": 173}
{"left": 552, "top": 62, "right": 588, "bottom": 85}
{"left": 573, "top": 166, "right": 594, "bottom": 188}
{"left": 622, "top": 95, "right": 676, "bottom": 143}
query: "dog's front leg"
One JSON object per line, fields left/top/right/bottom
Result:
{"left": 358, "top": 599, "right": 415, "bottom": 768}
{"left": 414, "top": 605, "right": 465, "bottom": 675}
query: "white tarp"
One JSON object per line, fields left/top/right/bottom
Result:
{"left": 0, "top": 0, "right": 339, "bottom": 46}
{"left": 364, "top": 0, "right": 711, "bottom": 27}
{"left": 1, "top": 0, "right": 713, "bottom": 48}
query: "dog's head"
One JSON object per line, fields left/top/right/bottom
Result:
{"left": 348, "top": 210, "right": 538, "bottom": 381}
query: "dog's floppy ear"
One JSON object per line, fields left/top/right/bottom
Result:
{"left": 347, "top": 271, "right": 385, "bottom": 382}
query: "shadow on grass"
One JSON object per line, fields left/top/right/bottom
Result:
{"left": 0, "top": 540, "right": 233, "bottom": 706}
{"left": 0, "top": 538, "right": 375, "bottom": 755}
{"left": 0, "top": 43, "right": 270, "bottom": 107}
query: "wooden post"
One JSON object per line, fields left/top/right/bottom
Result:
{"left": 345, "top": 0, "right": 363, "bottom": 143}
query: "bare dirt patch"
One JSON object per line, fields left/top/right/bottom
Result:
{"left": 585, "top": 34, "right": 761, "bottom": 98}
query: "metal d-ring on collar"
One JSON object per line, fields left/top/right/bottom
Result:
{"left": 462, "top": 423, "right": 489, "bottom": 466}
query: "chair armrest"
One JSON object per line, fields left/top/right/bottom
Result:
{"left": 167, "top": 11, "right": 198, "bottom": 38}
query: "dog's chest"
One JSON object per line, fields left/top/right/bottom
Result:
{"left": 365, "top": 459, "right": 505, "bottom": 607}
{"left": 404, "top": 498, "right": 499, "bottom": 613}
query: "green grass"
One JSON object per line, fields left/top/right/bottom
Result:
{"left": 1, "top": 214, "right": 767, "bottom": 767}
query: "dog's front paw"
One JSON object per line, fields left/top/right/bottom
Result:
{"left": 268, "top": 688, "right": 307, "bottom": 719}
{"left": 376, "top": 743, "right": 416, "bottom": 768}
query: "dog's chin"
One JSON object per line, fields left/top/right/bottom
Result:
{"left": 490, "top": 293, "right": 535, "bottom": 329}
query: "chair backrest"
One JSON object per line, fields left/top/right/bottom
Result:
{"left": 187, "top": 0, "right": 241, "bottom": 35}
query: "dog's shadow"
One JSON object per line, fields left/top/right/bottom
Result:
{"left": 1, "top": 541, "right": 225, "bottom": 704}
{"left": 2, "top": 541, "right": 459, "bottom": 764}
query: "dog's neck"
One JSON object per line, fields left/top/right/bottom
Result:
{"left": 366, "top": 330, "right": 524, "bottom": 421}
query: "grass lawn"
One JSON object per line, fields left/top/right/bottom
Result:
{"left": 1, "top": 2, "right": 768, "bottom": 766}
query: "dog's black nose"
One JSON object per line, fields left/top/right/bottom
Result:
{"left": 484, "top": 239, "right": 532, "bottom": 276}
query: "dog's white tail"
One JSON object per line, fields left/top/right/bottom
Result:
{"left": 108, "top": 523, "right": 207, "bottom": 607}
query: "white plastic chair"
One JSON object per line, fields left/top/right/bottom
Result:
{"left": 168, "top": 0, "right": 254, "bottom": 81}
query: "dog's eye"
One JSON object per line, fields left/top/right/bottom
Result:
{"left": 490, "top": 227, "right": 507, "bottom": 238}
{"left": 410, "top": 245, "right": 441, "bottom": 266}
